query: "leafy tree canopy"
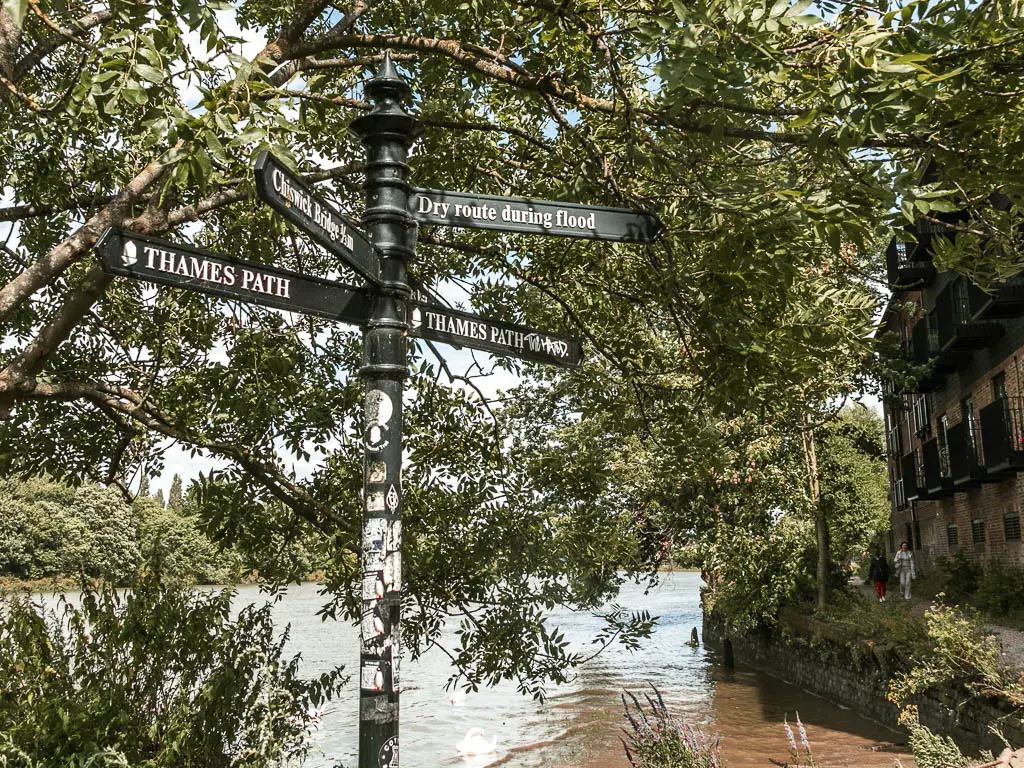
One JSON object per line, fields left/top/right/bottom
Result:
{"left": 1, "top": 0, "right": 1021, "bottom": 689}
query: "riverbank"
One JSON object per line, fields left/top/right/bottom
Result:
{"left": 0, "top": 575, "right": 81, "bottom": 593}
{"left": 851, "top": 577, "right": 1024, "bottom": 674}
{"left": 703, "top": 589, "right": 1024, "bottom": 758}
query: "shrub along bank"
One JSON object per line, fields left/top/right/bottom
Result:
{"left": 933, "top": 552, "right": 1024, "bottom": 628}
{"left": 0, "top": 577, "right": 345, "bottom": 767}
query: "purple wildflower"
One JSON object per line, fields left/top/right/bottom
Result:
{"left": 784, "top": 718, "right": 797, "bottom": 753}
{"left": 795, "top": 713, "right": 810, "bottom": 752}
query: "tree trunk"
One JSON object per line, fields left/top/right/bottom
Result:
{"left": 802, "top": 413, "right": 828, "bottom": 611}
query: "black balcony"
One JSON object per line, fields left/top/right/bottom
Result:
{"left": 901, "top": 452, "right": 920, "bottom": 501}
{"left": 969, "top": 278, "right": 1024, "bottom": 320}
{"left": 922, "top": 438, "right": 955, "bottom": 496}
{"left": 980, "top": 396, "right": 1024, "bottom": 475}
{"left": 935, "top": 278, "right": 1003, "bottom": 351}
{"left": 947, "top": 420, "right": 987, "bottom": 488}
{"left": 886, "top": 238, "right": 935, "bottom": 288}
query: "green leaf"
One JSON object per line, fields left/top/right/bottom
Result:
{"left": 856, "top": 30, "right": 892, "bottom": 48}
{"left": 788, "top": 108, "right": 817, "bottom": 128}
{"left": 135, "top": 64, "right": 165, "bottom": 84}
{"left": 890, "top": 52, "right": 934, "bottom": 64}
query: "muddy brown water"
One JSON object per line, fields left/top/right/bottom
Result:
{"left": 243, "top": 572, "right": 913, "bottom": 767}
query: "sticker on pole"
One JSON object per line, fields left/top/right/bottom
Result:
{"left": 378, "top": 736, "right": 399, "bottom": 768}
{"left": 364, "top": 390, "right": 393, "bottom": 452}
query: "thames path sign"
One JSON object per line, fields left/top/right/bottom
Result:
{"left": 407, "top": 299, "right": 582, "bottom": 367}
{"left": 410, "top": 188, "right": 662, "bottom": 242}
{"left": 96, "top": 228, "right": 583, "bottom": 371}
{"left": 255, "top": 151, "right": 383, "bottom": 286}
{"left": 95, "top": 229, "right": 372, "bottom": 324}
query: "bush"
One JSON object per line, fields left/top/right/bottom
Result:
{"left": 0, "top": 577, "right": 346, "bottom": 767}
{"left": 934, "top": 550, "right": 982, "bottom": 603}
{"left": 621, "top": 687, "right": 722, "bottom": 768}
{"left": 975, "top": 561, "right": 1024, "bottom": 619}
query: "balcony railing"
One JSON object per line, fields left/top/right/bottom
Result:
{"left": 936, "top": 278, "right": 1003, "bottom": 351}
{"left": 948, "top": 420, "right": 987, "bottom": 488}
{"left": 902, "top": 317, "right": 968, "bottom": 394}
{"left": 886, "top": 237, "right": 936, "bottom": 288}
{"left": 923, "top": 438, "right": 955, "bottom": 496}
{"left": 980, "top": 396, "right": 1024, "bottom": 475}
{"left": 902, "top": 449, "right": 937, "bottom": 501}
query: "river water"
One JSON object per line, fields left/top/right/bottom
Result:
{"left": 247, "top": 572, "right": 913, "bottom": 768}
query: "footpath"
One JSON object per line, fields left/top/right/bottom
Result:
{"left": 852, "top": 578, "right": 1024, "bottom": 674}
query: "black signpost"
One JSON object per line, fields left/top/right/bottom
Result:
{"left": 407, "top": 300, "right": 582, "bottom": 368}
{"left": 410, "top": 187, "right": 662, "bottom": 243}
{"left": 255, "top": 151, "right": 383, "bottom": 286}
{"left": 95, "top": 229, "right": 372, "bottom": 324}
{"left": 95, "top": 53, "right": 661, "bottom": 768}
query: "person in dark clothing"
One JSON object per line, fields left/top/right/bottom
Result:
{"left": 869, "top": 553, "right": 890, "bottom": 602}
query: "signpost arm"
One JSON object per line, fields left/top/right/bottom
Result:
{"left": 350, "top": 53, "right": 416, "bottom": 768}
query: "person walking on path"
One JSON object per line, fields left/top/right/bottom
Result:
{"left": 894, "top": 541, "right": 916, "bottom": 601}
{"left": 869, "top": 552, "right": 890, "bottom": 602}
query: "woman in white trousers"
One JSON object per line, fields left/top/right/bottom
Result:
{"left": 894, "top": 541, "right": 916, "bottom": 600}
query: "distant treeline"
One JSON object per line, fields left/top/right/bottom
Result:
{"left": 0, "top": 475, "right": 326, "bottom": 586}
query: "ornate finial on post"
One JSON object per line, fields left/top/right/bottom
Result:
{"left": 366, "top": 51, "right": 410, "bottom": 101}
{"left": 352, "top": 52, "right": 415, "bottom": 139}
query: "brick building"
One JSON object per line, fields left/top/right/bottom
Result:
{"left": 881, "top": 221, "right": 1024, "bottom": 573}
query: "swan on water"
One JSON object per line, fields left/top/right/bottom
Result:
{"left": 449, "top": 689, "right": 467, "bottom": 705}
{"left": 456, "top": 727, "right": 497, "bottom": 755}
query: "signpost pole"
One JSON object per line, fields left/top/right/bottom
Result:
{"left": 350, "top": 53, "right": 416, "bottom": 768}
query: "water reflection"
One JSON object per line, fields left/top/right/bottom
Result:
{"left": 243, "top": 573, "right": 912, "bottom": 767}
{"left": 706, "top": 661, "right": 912, "bottom": 767}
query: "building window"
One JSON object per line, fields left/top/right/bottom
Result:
{"left": 993, "top": 372, "right": 1008, "bottom": 402}
{"left": 887, "top": 421, "right": 903, "bottom": 458}
{"left": 954, "top": 278, "right": 971, "bottom": 321}
{"left": 913, "top": 395, "right": 931, "bottom": 438}
{"left": 947, "top": 524, "right": 959, "bottom": 548}
{"left": 962, "top": 396, "right": 979, "bottom": 460}
{"left": 1005, "top": 512, "right": 1022, "bottom": 542}
{"left": 893, "top": 476, "right": 907, "bottom": 509}
{"left": 972, "top": 518, "right": 986, "bottom": 544}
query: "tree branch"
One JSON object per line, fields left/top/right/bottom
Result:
{"left": 13, "top": 7, "right": 111, "bottom": 81}
{"left": 0, "top": 154, "right": 171, "bottom": 324}
{"left": 265, "top": 0, "right": 385, "bottom": 87}
{"left": 0, "top": 162, "right": 362, "bottom": 223}
{"left": 286, "top": 32, "right": 928, "bottom": 150}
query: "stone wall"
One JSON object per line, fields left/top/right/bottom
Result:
{"left": 703, "top": 610, "right": 1024, "bottom": 756}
